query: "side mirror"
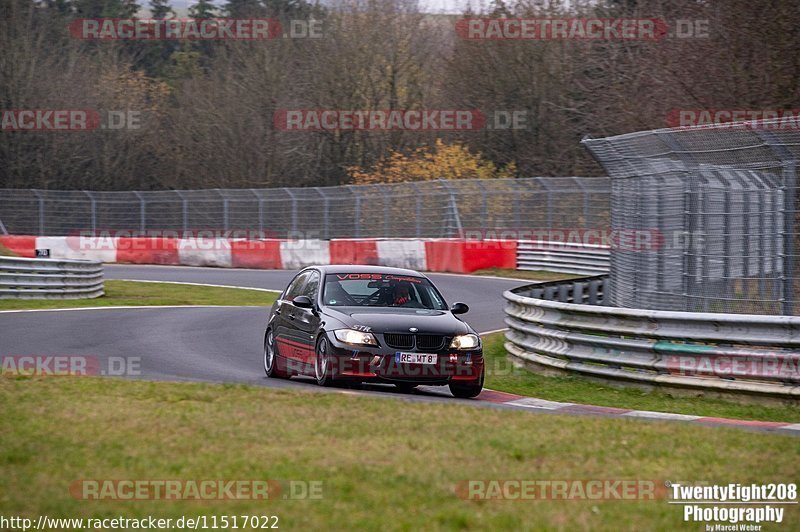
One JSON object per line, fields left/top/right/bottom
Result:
{"left": 450, "top": 302, "right": 469, "bottom": 315}
{"left": 292, "top": 295, "right": 314, "bottom": 309}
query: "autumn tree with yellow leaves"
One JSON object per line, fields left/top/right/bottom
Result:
{"left": 348, "top": 139, "right": 517, "bottom": 185}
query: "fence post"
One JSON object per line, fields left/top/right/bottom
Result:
{"left": 249, "top": 189, "right": 263, "bottom": 235}
{"left": 438, "top": 179, "right": 463, "bottom": 238}
{"left": 346, "top": 185, "right": 361, "bottom": 238}
{"left": 174, "top": 190, "right": 188, "bottom": 234}
{"left": 756, "top": 130, "right": 797, "bottom": 315}
{"left": 284, "top": 188, "right": 298, "bottom": 237}
{"left": 380, "top": 185, "right": 390, "bottom": 237}
{"left": 655, "top": 131, "right": 701, "bottom": 312}
{"left": 215, "top": 189, "right": 229, "bottom": 232}
{"left": 134, "top": 191, "right": 146, "bottom": 231}
{"left": 408, "top": 182, "right": 422, "bottom": 238}
{"left": 476, "top": 179, "right": 488, "bottom": 230}
{"left": 315, "top": 187, "right": 329, "bottom": 240}
{"left": 84, "top": 191, "right": 96, "bottom": 234}
{"left": 573, "top": 177, "right": 590, "bottom": 228}
{"left": 535, "top": 177, "right": 552, "bottom": 229}
{"left": 32, "top": 190, "right": 44, "bottom": 235}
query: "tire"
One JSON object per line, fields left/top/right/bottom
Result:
{"left": 394, "top": 383, "right": 418, "bottom": 393}
{"left": 448, "top": 367, "right": 484, "bottom": 399}
{"left": 314, "top": 335, "right": 335, "bottom": 387}
{"left": 264, "top": 329, "right": 288, "bottom": 378}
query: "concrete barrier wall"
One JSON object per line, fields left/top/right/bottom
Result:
{"left": 0, "top": 236, "right": 517, "bottom": 274}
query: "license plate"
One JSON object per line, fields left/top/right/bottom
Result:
{"left": 395, "top": 352, "right": 437, "bottom": 365}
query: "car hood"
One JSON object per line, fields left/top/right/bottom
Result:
{"left": 325, "top": 307, "right": 472, "bottom": 335}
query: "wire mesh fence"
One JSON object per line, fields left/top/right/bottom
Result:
{"left": 583, "top": 120, "right": 800, "bottom": 316}
{"left": 0, "top": 177, "right": 611, "bottom": 240}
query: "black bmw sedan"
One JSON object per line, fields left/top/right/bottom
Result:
{"left": 263, "top": 265, "right": 484, "bottom": 398}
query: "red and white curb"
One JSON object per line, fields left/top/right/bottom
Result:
{"left": 476, "top": 389, "right": 800, "bottom": 435}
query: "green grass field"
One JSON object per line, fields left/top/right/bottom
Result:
{"left": 0, "top": 243, "right": 16, "bottom": 256}
{"left": 1, "top": 377, "right": 797, "bottom": 531}
{"left": 0, "top": 280, "right": 277, "bottom": 310}
{"left": 482, "top": 333, "right": 800, "bottom": 423}
{"left": 471, "top": 268, "right": 581, "bottom": 282}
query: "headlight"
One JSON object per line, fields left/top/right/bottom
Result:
{"left": 334, "top": 329, "right": 378, "bottom": 346}
{"left": 450, "top": 334, "right": 480, "bottom": 350}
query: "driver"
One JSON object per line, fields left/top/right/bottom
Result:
{"left": 392, "top": 281, "right": 414, "bottom": 306}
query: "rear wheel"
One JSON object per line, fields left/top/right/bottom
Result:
{"left": 314, "top": 335, "right": 335, "bottom": 387}
{"left": 448, "top": 368, "right": 484, "bottom": 399}
{"left": 264, "top": 329, "right": 288, "bottom": 378}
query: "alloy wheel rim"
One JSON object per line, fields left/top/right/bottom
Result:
{"left": 264, "top": 331, "right": 275, "bottom": 373}
{"left": 315, "top": 339, "right": 327, "bottom": 381}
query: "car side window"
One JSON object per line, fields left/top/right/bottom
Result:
{"left": 284, "top": 271, "right": 311, "bottom": 300}
{"left": 301, "top": 271, "right": 321, "bottom": 301}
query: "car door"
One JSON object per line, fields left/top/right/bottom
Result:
{"left": 290, "top": 269, "right": 322, "bottom": 366}
{"left": 274, "top": 270, "right": 312, "bottom": 367}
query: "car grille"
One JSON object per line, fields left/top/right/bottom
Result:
{"left": 416, "top": 335, "right": 446, "bottom": 351}
{"left": 383, "top": 333, "right": 446, "bottom": 351}
{"left": 384, "top": 333, "right": 414, "bottom": 349}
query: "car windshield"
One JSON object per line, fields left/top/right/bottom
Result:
{"left": 323, "top": 274, "right": 447, "bottom": 310}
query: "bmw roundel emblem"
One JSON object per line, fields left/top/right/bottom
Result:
{"left": 409, "top": 327, "right": 418, "bottom": 332}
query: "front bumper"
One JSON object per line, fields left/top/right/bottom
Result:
{"left": 325, "top": 334, "right": 484, "bottom": 385}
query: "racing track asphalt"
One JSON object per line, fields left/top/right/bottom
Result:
{"left": 0, "top": 265, "right": 525, "bottom": 406}
{"left": 3, "top": 265, "right": 798, "bottom": 434}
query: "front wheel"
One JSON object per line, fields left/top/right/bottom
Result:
{"left": 314, "top": 335, "right": 335, "bottom": 387}
{"left": 264, "top": 329, "right": 288, "bottom": 378}
{"left": 448, "top": 368, "right": 484, "bottom": 399}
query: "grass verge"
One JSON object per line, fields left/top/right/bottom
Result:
{"left": 471, "top": 267, "right": 582, "bottom": 282}
{"left": 0, "top": 280, "right": 277, "bottom": 310}
{"left": 483, "top": 333, "right": 800, "bottom": 423}
{"left": 1, "top": 377, "right": 797, "bottom": 531}
{"left": 0, "top": 243, "right": 16, "bottom": 257}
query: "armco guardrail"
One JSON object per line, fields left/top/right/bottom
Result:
{"left": 517, "top": 241, "right": 610, "bottom": 275}
{"left": 0, "top": 256, "right": 104, "bottom": 299}
{"left": 503, "top": 276, "right": 800, "bottom": 398}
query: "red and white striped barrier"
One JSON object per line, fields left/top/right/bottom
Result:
{"left": 0, "top": 236, "right": 517, "bottom": 274}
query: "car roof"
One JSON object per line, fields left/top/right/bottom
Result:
{"left": 304, "top": 264, "right": 427, "bottom": 277}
